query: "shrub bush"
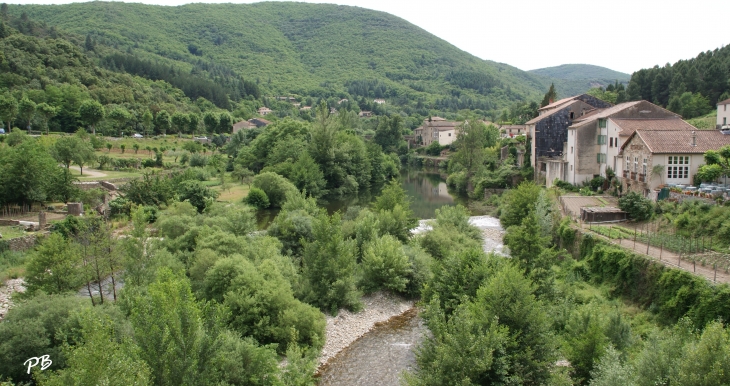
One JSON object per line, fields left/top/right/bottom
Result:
{"left": 251, "top": 172, "right": 298, "bottom": 208}
{"left": 618, "top": 191, "right": 654, "bottom": 221}
{"left": 245, "top": 188, "right": 270, "bottom": 209}
{"left": 360, "top": 235, "right": 412, "bottom": 294}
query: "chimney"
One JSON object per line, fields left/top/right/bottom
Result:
{"left": 691, "top": 131, "right": 696, "bottom": 147}
{"left": 549, "top": 98, "right": 554, "bottom": 105}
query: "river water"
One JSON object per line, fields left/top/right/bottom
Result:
{"left": 317, "top": 309, "right": 426, "bottom": 386}
{"left": 256, "top": 167, "right": 474, "bottom": 229}
{"left": 313, "top": 168, "right": 504, "bottom": 385}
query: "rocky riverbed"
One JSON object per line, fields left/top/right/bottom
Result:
{"left": 0, "top": 278, "right": 26, "bottom": 321}
{"left": 318, "top": 291, "right": 415, "bottom": 368}
{"left": 317, "top": 215, "right": 503, "bottom": 369}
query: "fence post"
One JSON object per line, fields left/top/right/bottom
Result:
{"left": 647, "top": 228, "right": 651, "bottom": 255}
{"left": 634, "top": 228, "right": 637, "bottom": 249}
{"left": 660, "top": 241, "right": 663, "bottom": 261}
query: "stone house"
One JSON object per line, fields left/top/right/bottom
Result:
{"left": 500, "top": 124, "right": 526, "bottom": 137}
{"left": 619, "top": 129, "right": 730, "bottom": 195}
{"left": 249, "top": 118, "right": 270, "bottom": 128}
{"left": 562, "top": 101, "right": 682, "bottom": 187}
{"left": 232, "top": 118, "right": 270, "bottom": 134}
{"left": 258, "top": 107, "right": 273, "bottom": 116}
{"left": 413, "top": 117, "right": 461, "bottom": 147}
{"left": 232, "top": 120, "right": 256, "bottom": 134}
{"left": 527, "top": 94, "right": 612, "bottom": 184}
{"left": 374, "top": 99, "right": 386, "bottom": 104}
{"left": 359, "top": 111, "right": 373, "bottom": 117}
{"left": 718, "top": 97, "right": 730, "bottom": 129}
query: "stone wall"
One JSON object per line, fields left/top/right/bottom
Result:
{"left": 7, "top": 233, "right": 46, "bottom": 251}
{"left": 0, "top": 219, "right": 19, "bottom": 226}
{"left": 100, "top": 181, "right": 118, "bottom": 190}
{"left": 75, "top": 181, "right": 103, "bottom": 190}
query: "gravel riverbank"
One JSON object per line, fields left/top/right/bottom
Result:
{"left": 318, "top": 291, "right": 414, "bottom": 368}
{"left": 0, "top": 278, "right": 26, "bottom": 321}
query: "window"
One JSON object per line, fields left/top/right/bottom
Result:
{"left": 609, "top": 137, "right": 613, "bottom": 147}
{"left": 448, "top": 133, "right": 451, "bottom": 136}
{"left": 634, "top": 157, "right": 638, "bottom": 173}
{"left": 626, "top": 156, "right": 630, "bottom": 173}
{"left": 570, "top": 165, "right": 573, "bottom": 171}
{"left": 597, "top": 135, "right": 607, "bottom": 145}
{"left": 570, "top": 112, "right": 575, "bottom": 119}
{"left": 724, "top": 117, "right": 727, "bottom": 125}
{"left": 667, "top": 156, "right": 690, "bottom": 180}
{"left": 571, "top": 146, "right": 573, "bottom": 154}
{"left": 642, "top": 158, "right": 647, "bottom": 175}
{"left": 599, "top": 119, "right": 607, "bottom": 128}
{"left": 597, "top": 153, "right": 606, "bottom": 164}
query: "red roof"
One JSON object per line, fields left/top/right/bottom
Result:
{"left": 622, "top": 129, "right": 730, "bottom": 154}
{"left": 612, "top": 118, "right": 697, "bottom": 137}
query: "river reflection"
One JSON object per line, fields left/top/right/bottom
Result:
{"left": 255, "top": 167, "right": 466, "bottom": 229}
{"left": 317, "top": 309, "right": 425, "bottom": 386}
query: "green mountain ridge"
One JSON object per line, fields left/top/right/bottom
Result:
{"left": 10, "top": 1, "right": 551, "bottom": 114}
{"left": 529, "top": 64, "right": 630, "bottom": 98}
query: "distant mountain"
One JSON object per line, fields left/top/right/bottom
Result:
{"left": 529, "top": 64, "right": 630, "bottom": 97}
{"left": 10, "top": 1, "right": 548, "bottom": 115}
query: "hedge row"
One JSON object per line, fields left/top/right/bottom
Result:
{"left": 576, "top": 233, "right": 730, "bottom": 328}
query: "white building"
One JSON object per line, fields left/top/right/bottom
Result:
{"left": 718, "top": 98, "right": 730, "bottom": 129}
{"left": 562, "top": 101, "right": 681, "bottom": 187}
{"left": 619, "top": 129, "right": 730, "bottom": 195}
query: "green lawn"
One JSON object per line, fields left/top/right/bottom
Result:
{"left": 215, "top": 183, "right": 250, "bottom": 202}
{"left": 0, "top": 225, "right": 29, "bottom": 240}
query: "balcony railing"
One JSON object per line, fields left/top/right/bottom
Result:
{"left": 638, "top": 173, "right": 646, "bottom": 182}
{"left": 631, "top": 172, "right": 637, "bottom": 180}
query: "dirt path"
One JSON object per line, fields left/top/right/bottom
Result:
{"left": 69, "top": 165, "right": 107, "bottom": 178}
{"left": 581, "top": 225, "right": 730, "bottom": 284}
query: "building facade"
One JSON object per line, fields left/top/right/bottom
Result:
{"left": 413, "top": 117, "right": 461, "bottom": 146}
{"left": 527, "top": 94, "right": 612, "bottom": 185}
{"left": 619, "top": 129, "right": 730, "bottom": 195}
{"left": 718, "top": 98, "right": 730, "bottom": 129}
{"left": 562, "top": 101, "right": 682, "bottom": 187}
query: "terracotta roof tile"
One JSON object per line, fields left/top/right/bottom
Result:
{"left": 612, "top": 118, "right": 697, "bottom": 137}
{"left": 718, "top": 98, "right": 730, "bottom": 106}
{"left": 538, "top": 96, "right": 578, "bottom": 111}
{"left": 633, "top": 130, "right": 730, "bottom": 154}
{"left": 526, "top": 100, "right": 581, "bottom": 125}
{"left": 569, "top": 101, "right": 644, "bottom": 128}
{"left": 233, "top": 120, "right": 256, "bottom": 130}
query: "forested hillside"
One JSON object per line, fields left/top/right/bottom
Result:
{"left": 0, "top": 7, "right": 248, "bottom": 134}
{"left": 625, "top": 45, "right": 730, "bottom": 119}
{"left": 530, "top": 64, "right": 630, "bottom": 97}
{"left": 9, "top": 1, "right": 549, "bottom": 116}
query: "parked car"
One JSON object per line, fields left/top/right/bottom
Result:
{"left": 132, "top": 133, "right": 143, "bottom": 138}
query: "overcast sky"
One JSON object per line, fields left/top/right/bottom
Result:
{"left": 9, "top": 0, "right": 730, "bottom": 74}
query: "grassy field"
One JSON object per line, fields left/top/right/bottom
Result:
{"left": 215, "top": 184, "right": 250, "bottom": 202}
{"left": 686, "top": 111, "right": 718, "bottom": 130}
{"left": 0, "top": 226, "right": 29, "bottom": 240}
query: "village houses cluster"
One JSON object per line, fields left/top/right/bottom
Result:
{"left": 237, "top": 95, "right": 730, "bottom": 199}
{"left": 527, "top": 95, "right": 730, "bottom": 197}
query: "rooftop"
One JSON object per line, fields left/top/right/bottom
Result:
{"left": 526, "top": 100, "right": 582, "bottom": 125}
{"left": 538, "top": 96, "right": 579, "bottom": 111}
{"left": 625, "top": 129, "right": 730, "bottom": 154}
{"left": 718, "top": 98, "right": 730, "bottom": 106}
{"left": 612, "top": 118, "right": 698, "bottom": 137}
